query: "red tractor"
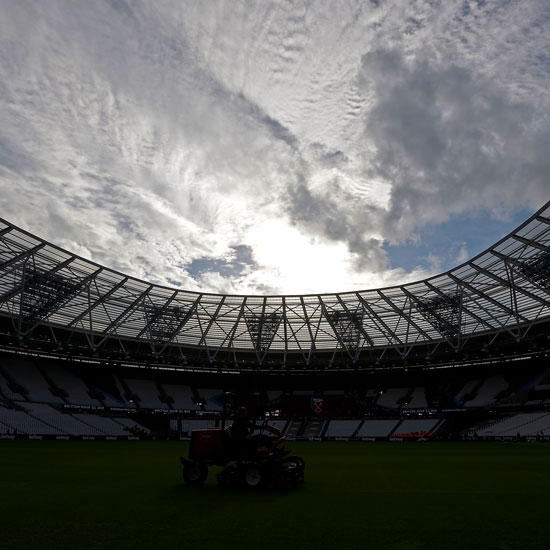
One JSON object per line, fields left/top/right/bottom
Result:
{"left": 180, "top": 422, "right": 305, "bottom": 489}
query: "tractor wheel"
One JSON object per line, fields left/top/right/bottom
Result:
{"left": 182, "top": 461, "right": 208, "bottom": 485}
{"left": 242, "top": 464, "right": 263, "bottom": 489}
{"left": 279, "top": 456, "right": 305, "bottom": 488}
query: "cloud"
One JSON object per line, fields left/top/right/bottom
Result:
{"left": 357, "top": 44, "right": 550, "bottom": 242}
{"left": 308, "top": 143, "right": 350, "bottom": 169}
{"left": 0, "top": 1, "right": 548, "bottom": 295}
{"left": 455, "top": 243, "right": 469, "bottom": 264}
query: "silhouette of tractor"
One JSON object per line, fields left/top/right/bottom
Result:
{"left": 180, "top": 418, "right": 304, "bottom": 489}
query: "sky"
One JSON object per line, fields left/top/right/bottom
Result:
{"left": 0, "top": 0, "right": 548, "bottom": 295}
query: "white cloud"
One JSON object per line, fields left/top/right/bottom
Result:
{"left": 455, "top": 244, "right": 469, "bottom": 264}
{"left": 0, "top": 1, "right": 548, "bottom": 294}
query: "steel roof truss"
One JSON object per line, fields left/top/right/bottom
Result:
{"left": 512, "top": 234, "right": 549, "bottom": 253}
{"left": 154, "top": 295, "right": 201, "bottom": 357}
{"left": 469, "top": 261, "right": 549, "bottom": 309}
{"left": 491, "top": 250, "right": 550, "bottom": 302}
{"left": 96, "top": 285, "right": 153, "bottom": 347}
{"left": 16, "top": 258, "right": 98, "bottom": 336}
{"left": 0, "top": 242, "right": 47, "bottom": 273}
{"left": 337, "top": 295, "right": 374, "bottom": 347}
{"left": 447, "top": 273, "right": 526, "bottom": 323}
{"left": 380, "top": 289, "right": 432, "bottom": 342}
{"left": 299, "top": 297, "right": 316, "bottom": 355}
{"left": 68, "top": 276, "right": 129, "bottom": 328}
{"left": 136, "top": 290, "right": 179, "bottom": 340}
{"left": 319, "top": 298, "right": 355, "bottom": 361}
{"left": 355, "top": 293, "right": 406, "bottom": 355}
{"left": 425, "top": 280, "right": 494, "bottom": 336}
{"left": 211, "top": 298, "right": 247, "bottom": 361}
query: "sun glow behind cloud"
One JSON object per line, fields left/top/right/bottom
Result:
{"left": 0, "top": 1, "right": 548, "bottom": 295}
{"left": 245, "top": 219, "right": 362, "bottom": 295}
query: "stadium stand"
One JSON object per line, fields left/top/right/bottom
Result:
{"left": 197, "top": 388, "right": 224, "bottom": 410}
{"left": 93, "top": 389, "right": 126, "bottom": 408}
{"left": 23, "top": 403, "right": 103, "bottom": 435}
{"left": 0, "top": 398, "right": 151, "bottom": 436}
{"left": 1, "top": 360, "right": 64, "bottom": 404}
{"left": 266, "top": 419, "right": 288, "bottom": 434}
{"left": 357, "top": 419, "right": 400, "bottom": 438}
{"left": 111, "top": 417, "right": 150, "bottom": 435}
{"left": 325, "top": 419, "right": 361, "bottom": 438}
{"left": 454, "top": 379, "right": 481, "bottom": 406}
{"left": 71, "top": 414, "right": 132, "bottom": 436}
{"left": 376, "top": 388, "right": 408, "bottom": 409}
{"left": 266, "top": 390, "right": 283, "bottom": 404}
{"left": 0, "top": 406, "right": 62, "bottom": 435}
{"left": 285, "top": 420, "right": 303, "bottom": 437}
{"left": 163, "top": 384, "right": 198, "bottom": 410}
{"left": 471, "top": 413, "right": 550, "bottom": 437}
{"left": 0, "top": 371, "right": 26, "bottom": 402}
{"left": 463, "top": 376, "right": 509, "bottom": 407}
{"left": 123, "top": 379, "right": 166, "bottom": 409}
{"left": 402, "top": 387, "right": 428, "bottom": 409}
{"left": 44, "top": 364, "right": 101, "bottom": 406}
{"left": 302, "top": 418, "right": 325, "bottom": 438}
{"left": 392, "top": 418, "right": 440, "bottom": 437}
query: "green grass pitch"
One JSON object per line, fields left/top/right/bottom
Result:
{"left": 1, "top": 441, "right": 549, "bottom": 550}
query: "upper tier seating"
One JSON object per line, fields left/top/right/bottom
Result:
{"left": 197, "top": 388, "right": 224, "bottom": 410}
{"left": 93, "top": 387, "right": 127, "bottom": 408}
{"left": 266, "top": 390, "right": 283, "bottom": 402}
{"left": 163, "top": 384, "right": 199, "bottom": 410}
{"left": 1, "top": 361, "right": 64, "bottom": 404}
{"left": 124, "top": 379, "right": 166, "bottom": 409}
{"left": 463, "top": 376, "right": 509, "bottom": 407}
{"left": 454, "top": 379, "right": 481, "bottom": 406}
{"left": 43, "top": 364, "right": 101, "bottom": 406}
{"left": 402, "top": 387, "right": 428, "bottom": 409}
{"left": 0, "top": 373, "right": 24, "bottom": 402}
{"left": 376, "top": 388, "right": 408, "bottom": 409}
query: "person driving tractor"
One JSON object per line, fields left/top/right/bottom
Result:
{"left": 229, "top": 406, "right": 282, "bottom": 457}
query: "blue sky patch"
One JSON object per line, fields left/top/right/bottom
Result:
{"left": 383, "top": 207, "right": 533, "bottom": 274}
{"left": 187, "top": 245, "right": 255, "bottom": 278}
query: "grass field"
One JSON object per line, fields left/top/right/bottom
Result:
{"left": 1, "top": 441, "right": 549, "bottom": 550}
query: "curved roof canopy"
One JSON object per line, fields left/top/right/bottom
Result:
{"left": 0, "top": 201, "right": 549, "bottom": 366}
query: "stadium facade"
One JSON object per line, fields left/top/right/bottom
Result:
{"left": 0, "top": 201, "right": 549, "bottom": 440}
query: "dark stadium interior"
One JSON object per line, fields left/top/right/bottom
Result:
{"left": 1, "top": 203, "right": 550, "bottom": 441}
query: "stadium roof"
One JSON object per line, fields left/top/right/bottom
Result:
{"left": 0, "top": 201, "right": 549, "bottom": 367}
